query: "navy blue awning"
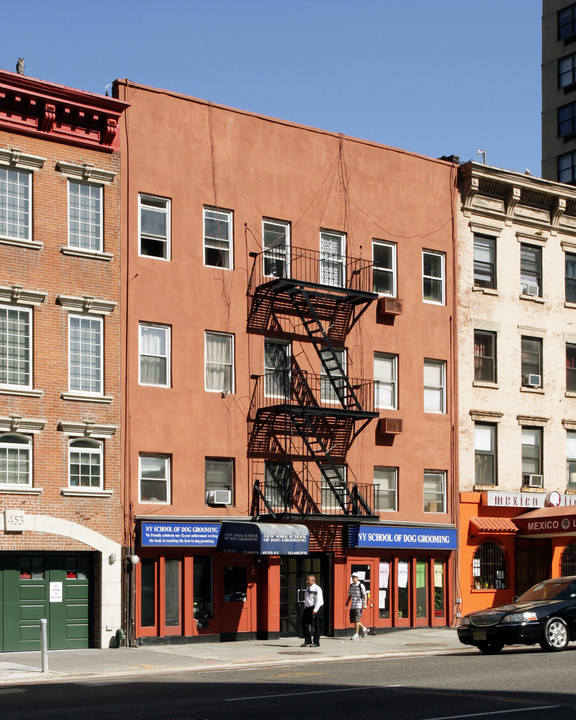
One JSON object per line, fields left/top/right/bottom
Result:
{"left": 220, "top": 522, "right": 309, "bottom": 555}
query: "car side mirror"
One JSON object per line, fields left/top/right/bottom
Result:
{"left": 512, "top": 596, "right": 518, "bottom": 602}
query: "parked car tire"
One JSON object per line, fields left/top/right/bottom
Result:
{"left": 540, "top": 617, "right": 569, "bottom": 652}
{"left": 477, "top": 641, "right": 504, "bottom": 655}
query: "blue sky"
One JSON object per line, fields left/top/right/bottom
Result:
{"left": 3, "top": 0, "right": 541, "bottom": 174}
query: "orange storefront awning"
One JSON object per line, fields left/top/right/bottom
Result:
{"left": 469, "top": 516, "right": 518, "bottom": 535}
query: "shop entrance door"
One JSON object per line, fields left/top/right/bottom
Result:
{"left": 280, "top": 555, "right": 330, "bottom": 637}
{"left": 515, "top": 538, "right": 551, "bottom": 596}
{"left": 347, "top": 561, "right": 379, "bottom": 630}
{"left": 221, "top": 561, "right": 253, "bottom": 637}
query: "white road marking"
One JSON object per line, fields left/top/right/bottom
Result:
{"left": 225, "top": 685, "right": 402, "bottom": 701}
{"left": 423, "top": 707, "right": 561, "bottom": 720}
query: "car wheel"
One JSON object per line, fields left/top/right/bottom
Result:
{"left": 540, "top": 617, "right": 569, "bottom": 652}
{"left": 477, "top": 641, "right": 504, "bottom": 655}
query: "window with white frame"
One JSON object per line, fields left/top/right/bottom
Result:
{"left": 372, "top": 239, "right": 396, "bottom": 296}
{"left": 475, "top": 423, "right": 497, "bottom": 486}
{"left": 205, "top": 458, "right": 234, "bottom": 505}
{"left": 423, "top": 471, "right": 446, "bottom": 513}
{"left": 69, "top": 314, "right": 103, "bottom": 395}
{"left": 374, "top": 466, "right": 397, "bottom": 511}
{"left": 0, "top": 305, "right": 31, "bottom": 388}
{"left": 374, "top": 353, "right": 397, "bottom": 409}
{"left": 139, "top": 194, "right": 170, "bottom": 259}
{"left": 139, "top": 323, "right": 170, "bottom": 387}
{"left": 69, "top": 438, "right": 102, "bottom": 489}
{"left": 68, "top": 180, "right": 102, "bottom": 252}
{"left": 0, "top": 433, "right": 31, "bottom": 486}
{"left": 205, "top": 331, "right": 234, "bottom": 393}
{"left": 139, "top": 454, "right": 171, "bottom": 503}
{"left": 520, "top": 244, "right": 542, "bottom": 297}
{"left": 423, "top": 360, "right": 446, "bottom": 413}
{"left": 264, "top": 339, "right": 290, "bottom": 398}
{"left": 422, "top": 250, "right": 445, "bottom": 304}
{"left": 522, "top": 426, "right": 542, "bottom": 485}
{"left": 321, "top": 348, "right": 346, "bottom": 404}
{"left": 521, "top": 336, "right": 542, "bottom": 388}
{"left": 567, "top": 431, "right": 576, "bottom": 490}
{"left": 320, "top": 230, "right": 345, "bottom": 287}
{"left": 204, "top": 207, "right": 232, "bottom": 269}
{"left": 263, "top": 219, "right": 290, "bottom": 278}
{"left": 0, "top": 167, "right": 31, "bottom": 242}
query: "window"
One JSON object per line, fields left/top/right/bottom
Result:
{"left": 473, "top": 234, "right": 496, "bottom": 289}
{"left": 559, "top": 4, "right": 576, "bottom": 40}
{"left": 265, "top": 462, "right": 291, "bottom": 510}
{"left": 320, "top": 231, "right": 345, "bottom": 287}
{"left": 472, "top": 542, "right": 506, "bottom": 590}
{"left": 567, "top": 432, "right": 576, "bottom": 490}
{"left": 264, "top": 339, "right": 290, "bottom": 398}
{"left": 521, "top": 336, "right": 542, "bottom": 387}
{"left": 561, "top": 543, "right": 576, "bottom": 576}
{"left": 372, "top": 239, "right": 396, "bottom": 295}
{"left": 559, "top": 151, "right": 576, "bottom": 184}
{"left": 263, "top": 219, "right": 289, "bottom": 278}
{"left": 559, "top": 53, "right": 576, "bottom": 88}
{"left": 204, "top": 207, "right": 232, "bottom": 269}
{"left": 520, "top": 244, "right": 542, "bottom": 297}
{"left": 374, "top": 466, "right": 397, "bottom": 511}
{"left": 69, "top": 438, "right": 102, "bottom": 489}
{"left": 423, "top": 360, "right": 446, "bottom": 413}
{"left": 475, "top": 423, "right": 497, "bottom": 486}
{"left": 139, "top": 323, "right": 170, "bottom": 387}
{"left": 0, "top": 305, "right": 31, "bottom": 388}
{"left": 321, "top": 348, "right": 345, "bottom": 404}
{"left": 374, "top": 353, "right": 397, "bottom": 409}
{"left": 559, "top": 102, "right": 576, "bottom": 138}
{"left": 423, "top": 471, "right": 445, "bottom": 513}
{"left": 139, "top": 195, "right": 170, "bottom": 259}
{"left": 205, "top": 331, "right": 233, "bottom": 393}
{"left": 139, "top": 454, "right": 170, "bottom": 503}
{"left": 422, "top": 250, "right": 445, "bottom": 304}
{"left": 69, "top": 315, "right": 102, "bottom": 395}
{"left": 568, "top": 344, "right": 576, "bottom": 392}
{"left": 474, "top": 330, "right": 496, "bottom": 383}
{"left": 0, "top": 167, "right": 31, "bottom": 241}
{"left": 566, "top": 253, "right": 576, "bottom": 303}
{"left": 321, "top": 465, "right": 346, "bottom": 512}
{"left": 205, "top": 458, "right": 233, "bottom": 505}
{"left": 0, "top": 433, "right": 31, "bottom": 486}
{"left": 68, "top": 181, "right": 102, "bottom": 252}
{"left": 522, "top": 427, "right": 542, "bottom": 484}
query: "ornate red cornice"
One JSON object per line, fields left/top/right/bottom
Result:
{"left": 0, "top": 69, "right": 129, "bottom": 152}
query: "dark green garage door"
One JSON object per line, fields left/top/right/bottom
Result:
{"left": 0, "top": 553, "right": 93, "bottom": 652}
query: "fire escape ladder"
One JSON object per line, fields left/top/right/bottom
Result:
{"left": 289, "top": 464, "right": 321, "bottom": 515}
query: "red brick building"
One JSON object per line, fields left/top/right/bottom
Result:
{"left": 0, "top": 69, "right": 127, "bottom": 650}
{"left": 114, "top": 79, "right": 459, "bottom": 643}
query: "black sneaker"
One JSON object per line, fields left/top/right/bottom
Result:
{"left": 311, "top": 643, "right": 320, "bottom": 647}
{"left": 301, "top": 642, "right": 312, "bottom": 647}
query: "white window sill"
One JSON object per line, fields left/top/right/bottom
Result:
{"left": 565, "top": 301, "right": 576, "bottom": 310}
{"left": 61, "top": 488, "right": 113, "bottom": 498}
{"left": 520, "top": 386, "right": 545, "bottom": 394}
{"left": 0, "top": 386, "right": 43, "bottom": 398}
{"left": 473, "top": 484, "right": 498, "bottom": 491}
{"left": 567, "top": 391, "right": 576, "bottom": 398}
{"left": 61, "top": 392, "right": 113, "bottom": 404}
{"left": 519, "top": 294, "right": 544, "bottom": 303}
{"left": 0, "top": 486, "right": 42, "bottom": 495}
{"left": 0, "top": 236, "right": 42, "bottom": 250}
{"left": 472, "top": 286, "right": 498, "bottom": 296}
{"left": 60, "top": 246, "right": 113, "bottom": 262}
{"left": 473, "top": 381, "right": 498, "bottom": 389}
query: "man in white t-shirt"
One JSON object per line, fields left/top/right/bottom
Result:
{"left": 301, "top": 574, "right": 324, "bottom": 647}
{"left": 345, "top": 573, "right": 369, "bottom": 640}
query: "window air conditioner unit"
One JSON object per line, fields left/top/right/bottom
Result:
{"left": 523, "top": 474, "right": 543, "bottom": 488}
{"left": 527, "top": 374, "right": 542, "bottom": 388}
{"left": 376, "top": 417, "right": 403, "bottom": 435}
{"left": 377, "top": 297, "right": 403, "bottom": 316}
{"left": 522, "top": 283, "right": 539, "bottom": 297}
{"left": 206, "top": 489, "right": 232, "bottom": 505}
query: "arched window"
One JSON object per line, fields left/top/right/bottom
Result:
{"left": 472, "top": 541, "right": 507, "bottom": 590}
{"left": 0, "top": 433, "right": 31, "bottom": 486}
{"left": 561, "top": 543, "right": 576, "bottom": 576}
{"left": 69, "top": 438, "right": 102, "bottom": 489}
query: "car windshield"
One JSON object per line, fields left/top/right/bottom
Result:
{"left": 517, "top": 579, "right": 576, "bottom": 603}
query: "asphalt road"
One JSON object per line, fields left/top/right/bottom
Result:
{"left": 1, "top": 646, "right": 576, "bottom": 720}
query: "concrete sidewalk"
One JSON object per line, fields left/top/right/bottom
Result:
{"left": 0, "top": 627, "right": 467, "bottom": 685}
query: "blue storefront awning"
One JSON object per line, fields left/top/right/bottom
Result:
{"left": 220, "top": 522, "right": 309, "bottom": 555}
{"left": 349, "top": 525, "right": 457, "bottom": 550}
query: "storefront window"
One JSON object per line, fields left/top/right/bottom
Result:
{"left": 19, "top": 556, "right": 45, "bottom": 580}
{"left": 561, "top": 543, "right": 576, "bottom": 576}
{"left": 416, "top": 559, "right": 428, "bottom": 618}
{"left": 193, "top": 556, "right": 213, "bottom": 620}
{"left": 378, "top": 560, "right": 390, "bottom": 619}
{"left": 397, "top": 560, "right": 409, "bottom": 618}
{"left": 140, "top": 558, "right": 156, "bottom": 627}
{"left": 434, "top": 560, "right": 445, "bottom": 617}
{"left": 164, "top": 558, "right": 181, "bottom": 627}
{"left": 472, "top": 541, "right": 506, "bottom": 590}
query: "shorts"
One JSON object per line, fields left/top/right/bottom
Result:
{"left": 349, "top": 608, "right": 363, "bottom": 623}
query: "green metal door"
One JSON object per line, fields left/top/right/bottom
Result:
{"left": 1, "top": 554, "right": 92, "bottom": 652}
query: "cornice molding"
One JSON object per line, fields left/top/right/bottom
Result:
{"left": 56, "top": 161, "right": 115, "bottom": 185}
{"left": 0, "top": 414, "right": 45, "bottom": 433}
{"left": 469, "top": 410, "right": 504, "bottom": 422}
{"left": 58, "top": 420, "right": 118, "bottom": 438}
{"left": 0, "top": 285, "right": 46, "bottom": 305}
{"left": 0, "top": 147, "right": 45, "bottom": 170}
{"left": 56, "top": 294, "right": 115, "bottom": 314}
{"left": 516, "top": 415, "right": 550, "bottom": 426}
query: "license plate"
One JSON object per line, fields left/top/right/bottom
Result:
{"left": 473, "top": 630, "right": 487, "bottom": 641}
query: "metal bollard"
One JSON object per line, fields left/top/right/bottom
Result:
{"left": 39, "top": 618, "right": 48, "bottom": 673}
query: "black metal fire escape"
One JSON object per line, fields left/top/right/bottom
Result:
{"left": 247, "top": 246, "right": 379, "bottom": 519}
